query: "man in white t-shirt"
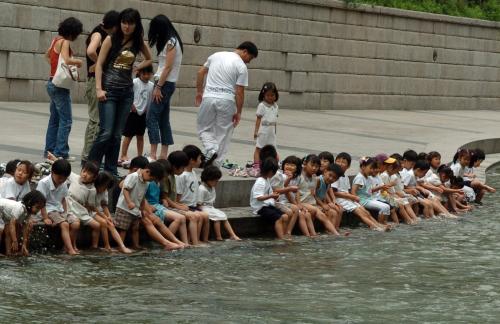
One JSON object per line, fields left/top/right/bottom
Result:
{"left": 195, "top": 41, "right": 258, "bottom": 166}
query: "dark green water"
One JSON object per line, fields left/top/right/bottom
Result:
{"left": 1, "top": 170, "right": 500, "bottom": 323}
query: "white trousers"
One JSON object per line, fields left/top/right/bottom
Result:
{"left": 197, "top": 97, "right": 236, "bottom": 164}
{"left": 364, "top": 199, "right": 391, "bottom": 216}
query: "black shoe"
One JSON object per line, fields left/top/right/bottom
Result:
{"left": 204, "top": 152, "right": 218, "bottom": 168}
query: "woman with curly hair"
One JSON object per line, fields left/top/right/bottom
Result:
{"left": 44, "top": 17, "right": 83, "bottom": 161}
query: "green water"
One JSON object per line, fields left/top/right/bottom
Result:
{"left": 1, "top": 170, "right": 500, "bottom": 323}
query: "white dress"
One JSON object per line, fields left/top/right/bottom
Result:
{"left": 197, "top": 183, "right": 227, "bottom": 221}
{"left": 256, "top": 102, "right": 278, "bottom": 148}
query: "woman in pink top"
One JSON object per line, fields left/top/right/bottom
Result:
{"left": 44, "top": 17, "right": 83, "bottom": 160}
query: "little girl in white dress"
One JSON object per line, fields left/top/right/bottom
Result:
{"left": 197, "top": 166, "right": 241, "bottom": 241}
{"left": 253, "top": 82, "right": 279, "bottom": 165}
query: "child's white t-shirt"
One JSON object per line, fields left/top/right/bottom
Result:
{"left": 36, "top": 175, "right": 68, "bottom": 213}
{"left": 116, "top": 171, "right": 148, "bottom": 216}
{"left": 332, "top": 175, "right": 351, "bottom": 193}
{"left": 463, "top": 166, "right": 473, "bottom": 181}
{"left": 176, "top": 170, "right": 199, "bottom": 207}
{"left": 250, "top": 177, "right": 274, "bottom": 214}
{"left": 197, "top": 183, "right": 216, "bottom": 207}
{"left": 0, "top": 198, "right": 29, "bottom": 223}
{"left": 368, "top": 175, "right": 384, "bottom": 199}
{"left": 256, "top": 102, "right": 279, "bottom": 125}
{"left": 450, "top": 163, "right": 464, "bottom": 178}
{"left": 1, "top": 177, "right": 30, "bottom": 201}
{"left": 133, "top": 78, "right": 154, "bottom": 115}
{"left": 93, "top": 190, "right": 108, "bottom": 213}
{"left": 67, "top": 173, "right": 96, "bottom": 218}
{"left": 202, "top": 51, "right": 248, "bottom": 102}
{"left": 402, "top": 169, "right": 417, "bottom": 187}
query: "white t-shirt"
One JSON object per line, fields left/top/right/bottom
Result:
{"left": 133, "top": 78, "right": 154, "bottom": 115}
{"left": 368, "top": 175, "right": 384, "bottom": 199}
{"left": 156, "top": 37, "right": 183, "bottom": 83}
{"left": 332, "top": 175, "right": 351, "bottom": 193}
{"left": 176, "top": 170, "right": 199, "bottom": 207}
{"left": 450, "top": 163, "right": 464, "bottom": 178}
{"left": 1, "top": 177, "right": 30, "bottom": 201}
{"left": 202, "top": 51, "right": 248, "bottom": 102}
{"left": 402, "top": 169, "right": 417, "bottom": 187}
{"left": 256, "top": 102, "right": 279, "bottom": 126}
{"left": 116, "top": 170, "right": 148, "bottom": 216}
{"left": 0, "top": 175, "right": 12, "bottom": 198}
{"left": 94, "top": 190, "right": 108, "bottom": 213}
{"left": 197, "top": 183, "right": 216, "bottom": 207}
{"left": 0, "top": 198, "right": 29, "bottom": 223}
{"left": 463, "top": 166, "right": 473, "bottom": 182}
{"left": 36, "top": 175, "right": 68, "bottom": 213}
{"left": 250, "top": 177, "right": 275, "bottom": 214}
{"left": 67, "top": 173, "right": 96, "bottom": 218}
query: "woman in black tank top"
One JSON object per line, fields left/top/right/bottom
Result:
{"left": 88, "top": 8, "right": 152, "bottom": 175}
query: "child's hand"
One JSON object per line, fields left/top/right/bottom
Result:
{"left": 128, "top": 202, "right": 136, "bottom": 210}
{"left": 179, "top": 204, "right": 189, "bottom": 211}
{"left": 131, "top": 105, "right": 137, "bottom": 113}
{"left": 11, "top": 240, "right": 18, "bottom": 253}
{"left": 352, "top": 196, "right": 360, "bottom": 203}
{"left": 328, "top": 202, "right": 336, "bottom": 209}
{"left": 270, "top": 193, "right": 280, "bottom": 200}
{"left": 435, "top": 187, "right": 444, "bottom": 194}
{"left": 73, "top": 59, "right": 83, "bottom": 68}
{"left": 288, "top": 186, "right": 299, "bottom": 193}
{"left": 43, "top": 218, "right": 53, "bottom": 226}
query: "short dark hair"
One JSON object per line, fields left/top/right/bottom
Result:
{"left": 183, "top": 145, "right": 203, "bottom": 162}
{"left": 335, "top": 152, "right": 352, "bottom": 167}
{"left": 201, "top": 165, "right": 222, "bottom": 183}
{"left": 17, "top": 160, "right": 35, "bottom": 180}
{"left": 403, "top": 150, "right": 418, "bottom": 162}
{"left": 102, "top": 10, "right": 120, "bottom": 29}
{"left": 82, "top": 161, "right": 99, "bottom": 176}
{"left": 157, "top": 159, "right": 173, "bottom": 176}
{"left": 94, "top": 171, "right": 115, "bottom": 189}
{"left": 146, "top": 161, "right": 165, "bottom": 180}
{"left": 390, "top": 153, "right": 403, "bottom": 162}
{"left": 58, "top": 17, "right": 83, "bottom": 40}
{"left": 51, "top": 159, "right": 71, "bottom": 177}
{"left": 130, "top": 156, "right": 149, "bottom": 169}
{"left": 5, "top": 159, "right": 21, "bottom": 175}
{"left": 168, "top": 151, "right": 189, "bottom": 169}
{"left": 258, "top": 82, "right": 279, "bottom": 102}
{"left": 326, "top": 163, "right": 344, "bottom": 177}
{"left": 427, "top": 151, "right": 441, "bottom": 163}
{"left": 414, "top": 160, "right": 430, "bottom": 171}
{"left": 22, "top": 190, "right": 46, "bottom": 213}
{"left": 259, "top": 145, "right": 278, "bottom": 162}
{"left": 138, "top": 64, "right": 154, "bottom": 74}
{"left": 437, "top": 164, "right": 453, "bottom": 179}
{"left": 359, "top": 157, "right": 376, "bottom": 168}
{"left": 417, "top": 152, "right": 428, "bottom": 161}
{"left": 450, "top": 176, "right": 464, "bottom": 189}
{"left": 237, "top": 41, "right": 258, "bottom": 58}
{"left": 470, "top": 148, "right": 485, "bottom": 167}
{"left": 282, "top": 155, "right": 302, "bottom": 178}
{"left": 318, "top": 151, "right": 334, "bottom": 164}
{"left": 261, "top": 158, "right": 279, "bottom": 175}
{"left": 303, "top": 154, "right": 320, "bottom": 166}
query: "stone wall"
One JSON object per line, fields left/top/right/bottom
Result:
{"left": 0, "top": 0, "right": 499, "bottom": 110}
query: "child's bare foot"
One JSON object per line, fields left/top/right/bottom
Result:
{"left": 486, "top": 186, "right": 496, "bottom": 193}
{"left": 216, "top": 237, "right": 224, "bottom": 241}
{"left": 230, "top": 235, "right": 242, "bottom": 241}
{"left": 132, "top": 245, "right": 144, "bottom": 250}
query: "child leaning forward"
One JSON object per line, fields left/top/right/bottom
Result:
{"left": 198, "top": 166, "right": 240, "bottom": 241}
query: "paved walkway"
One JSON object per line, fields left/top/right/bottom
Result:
{"left": 1, "top": 101, "right": 499, "bottom": 175}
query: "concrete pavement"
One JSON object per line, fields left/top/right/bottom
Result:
{"left": 1, "top": 101, "right": 499, "bottom": 176}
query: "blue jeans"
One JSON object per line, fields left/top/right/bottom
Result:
{"left": 147, "top": 82, "right": 176, "bottom": 145}
{"left": 44, "top": 80, "right": 72, "bottom": 158}
{"left": 88, "top": 88, "right": 133, "bottom": 174}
